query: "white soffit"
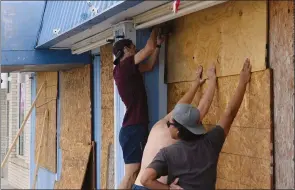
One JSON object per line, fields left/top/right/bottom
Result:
{"left": 71, "top": 28, "right": 113, "bottom": 55}
{"left": 134, "top": 0, "right": 228, "bottom": 30}
{"left": 54, "top": 1, "right": 169, "bottom": 49}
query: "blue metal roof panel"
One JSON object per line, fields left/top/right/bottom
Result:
{"left": 1, "top": 1, "right": 46, "bottom": 50}
{"left": 37, "top": 0, "right": 138, "bottom": 48}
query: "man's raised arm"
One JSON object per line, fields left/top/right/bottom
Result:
{"left": 134, "top": 28, "right": 158, "bottom": 65}
{"left": 218, "top": 58, "right": 252, "bottom": 136}
{"left": 197, "top": 65, "right": 217, "bottom": 120}
{"left": 163, "top": 66, "right": 205, "bottom": 121}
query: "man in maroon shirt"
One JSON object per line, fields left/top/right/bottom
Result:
{"left": 113, "top": 28, "right": 165, "bottom": 189}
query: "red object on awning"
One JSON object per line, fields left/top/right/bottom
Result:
{"left": 173, "top": 0, "right": 180, "bottom": 13}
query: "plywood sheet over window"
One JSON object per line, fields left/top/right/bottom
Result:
{"left": 35, "top": 72, "right": 58, "bottom": 173}
{"left": 54, "top": 65, "right": 92, "bottom": 189}
{"left": 100, "top": 43, "right": 115, "bottom": 189}
{"left": 166, "top": 1, "right": 267, "bottom": 83}
{"left": 167, "top": 70, "right": 272, "bottom": 189}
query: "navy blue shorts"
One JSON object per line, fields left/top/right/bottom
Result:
{"left": 119, "top": 124, "right": 149, "bottom": 164}
{"left": 132, "top": 184, "right": 150, "bottom": 190}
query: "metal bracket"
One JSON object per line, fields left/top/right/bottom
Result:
{"left": 115, "top": 35, "right": 125, "bottom": 39}
{"left": 107, "top": 39, "right": 115, "bottom": 43}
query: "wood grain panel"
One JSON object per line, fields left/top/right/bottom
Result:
{"left": 35, "top": 72, "right": 58, "bottom": 173}
{"left": 168, "top": 70, "right": 271, "bottom": 128}
{"left": 100, "top": 43, "right": 115, "bottom": 189}
{"left": 54, "top": 65, "right": 92, "bottom": 189}
{"left": 222, "top": 127, "right": 271, "bottom": 160}
{"left": 167, "top": 1, "right": 267, "bottom": 83}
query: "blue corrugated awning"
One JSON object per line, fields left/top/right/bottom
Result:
{"left": 36, "top": 0, "right": 143, "bottom": 49}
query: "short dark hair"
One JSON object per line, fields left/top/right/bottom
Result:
{"left": 112, "top": 39, "right": 133, "bottom": 65}
{"left": 173, "top": 119, "right": 202, "bottom": 141}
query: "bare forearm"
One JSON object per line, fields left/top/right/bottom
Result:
{"left": 135, "top": 29, "right": 158, "bottom": 65}
{"left": 228, "top": 82, "right": 247, "bottom": 118}
{"left": 145, "top": 28, "right": 158, "bottom": 52}
{"left": 146, "top": 48, "right": 160, "bottom": 70}
{"left": 219, "top": 82, "right": 247, "bottom": 135}
{"left": 178, "top": 83, "right": 200, "bottom": 104}
{"left": 198, "top": 79, "right": 216, "bottom": 119}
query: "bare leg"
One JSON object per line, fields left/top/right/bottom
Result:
{"left": 118, "top": 163, "right": 141, "bottom": 189}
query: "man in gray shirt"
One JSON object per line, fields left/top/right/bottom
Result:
{"left": 141, "top": 58, "right": 252, "bottom": 190}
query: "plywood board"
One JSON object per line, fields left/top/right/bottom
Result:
{"left": 100, "top": 43, "right": 115, "bottom": 189}
{"left": 269, "top": 1, "right": 295, "bottom": 189}
{"left": 217, "top": 153, "right": 241, "bottom": 182}
{"left": 168, "top": 70, "right": 271, "bottom": 128}
{"left": 216, "top": 178, "right": 252, "bottom": 189}
{"left": 216, "top": 153, "right": 271, "bottom": 189}
{"left": 240, "top": 156, "right": 271, "bottom": 189}
{"left": 107, "top": 143, "right": 115, "bottom": 189}
{"left": 222, "top": 127, "right": 271, "bottom": 160}
{"left": 167, "top": 82, "right": 202, "bottom": 112}
{"left": 167, "top": 1, "right": 267, "bottom": 83}
{"left": 60, "top": 65, "right": 91, "bottom": 148}
{"left": 35, "top": 72, "right": 58, "bottom": 173}
{"left": 54, "top": 144, "right": 91, "bottom": 189}
{"left": 54, "top": 65, "right": 92, "bottom": 189}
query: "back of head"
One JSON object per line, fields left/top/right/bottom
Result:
{"left": 113, "top": 39, "right": 133, "bottom": 65}
{"left": 174, "top": 119, "right": 202, "bottom": 141}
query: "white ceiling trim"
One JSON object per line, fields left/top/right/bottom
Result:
{"left": 134, "top": 1, "right": 228, "bottom": 30}
{"left": 71, "top": 28, "right": 113, "bottom": 54}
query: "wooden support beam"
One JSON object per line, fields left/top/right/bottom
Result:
{"left": 1, "top": 82, "right": 46, "bottom": 168}
{"left": 33, "top": 109, "right": 49, "bottom": 189}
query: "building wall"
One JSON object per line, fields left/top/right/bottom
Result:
{"left": 7, "top": 73, "right": 31, "bottom": 189}
{"left": 0, "top": 89, "right": 8, "bottom": 178}
{"left": 269, "top": 1, "right": 295, "bottom": 189}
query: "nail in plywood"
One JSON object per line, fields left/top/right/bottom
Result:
{"left": 100, "top": 43, "right": 115, "bottom": 189}
{"left": 54, "top": 65, "right": 92, "bottom": 189}
{"left": 35, "top": 72, "right": 58, "bottom": 173}
{"left": 166, "top": 1, "right": 267, "bottom": 83}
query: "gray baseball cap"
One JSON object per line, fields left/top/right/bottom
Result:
{"left": 172, "top": 103, "right": 206, "bottom": 135}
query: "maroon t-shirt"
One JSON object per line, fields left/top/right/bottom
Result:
{"left": 113, "top": 55, "right": 149, "bottom": 127}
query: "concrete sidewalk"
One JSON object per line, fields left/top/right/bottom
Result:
{"left": 1, "top": 178, "right": 15, "bottom": 189}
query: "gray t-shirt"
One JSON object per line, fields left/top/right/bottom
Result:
{"left": 147, "top": 125, "right": 225, "bottom": 190}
